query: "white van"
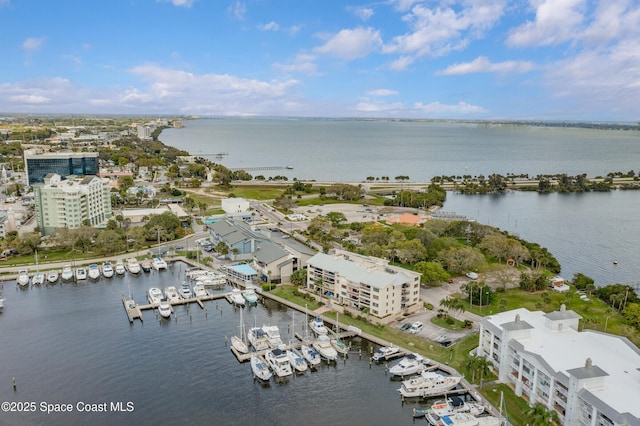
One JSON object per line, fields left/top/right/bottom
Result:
{"left": 409, "top": 321, "right": 423, "bottom": 334}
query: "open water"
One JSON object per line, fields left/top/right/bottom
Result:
{"left": 0, "top": 266, "right": 430, "bottom": 425}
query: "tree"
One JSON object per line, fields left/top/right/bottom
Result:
{"left": 325, "top": 211, "right": 347, "bottom": 227}
{"left": 94, "top": 230, "right": 126, "bottom": 255}
{"left": 414, "top": 261, "right": 450, "bottom": 286}
{"left": 525, "top": 403, "right": 560, "bottom": 425}
{"left": 291, "top": 269, "right": 307, "bottom": 286}
{"left": 437, "top": 246, "right": 485, "bottom": 275}
{"left": 394, "top": 239, "right": 427, "bottom": 264}
{"left": 15, "top": 232, "right": 40, "bottom": 255}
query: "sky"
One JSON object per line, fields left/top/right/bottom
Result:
{"left": 0, "top": 0, "right": 639, "bottom": 121}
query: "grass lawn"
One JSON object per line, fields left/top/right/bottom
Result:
{"left": 430, "top": 315, "right": 471, "bottom": 331}
{"left": 480, "top": 383, "right": 530, "bottom": 426}
{"left": 271, "top": 285, "right": 323, "bottom": 311}
{"left": 224, "top": 185, "right": 287, "bottom": 200}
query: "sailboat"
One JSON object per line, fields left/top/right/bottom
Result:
{"left": 31, "top": 251, "right": 45, "bottom": 286}
{"left": 231, "top": 306, "right": 249, "bottom": 354}
{"left": 330, "top": 312, "right": 349, "bottom": 355}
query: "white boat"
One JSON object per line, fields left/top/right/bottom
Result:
{"left": 126, "top": 258, "right": 141, "bottom": 274}
{"left": 373, "top": 345, "right": 400, "bottom": 362}
{"left": 398, "top": 371, "right": 462, "bottom": 398}
{"left": 61, "top": 264, "right": 74, "bottom": 281}
{"left": 300, "top": 344, "right": 322, "bottom": 366}
{"left": 158, "top": 302, "right": 172, "bottom": 319}
{"left": 331, "top": 336, "right": 349, "bottom": 355}
{"left": 265, "top": 348, "right": 293, "bottom": 378}
{"left": 31, "top": 271, "right": 45, "bottom": 286}
{"left": 247, "top": 327, "right": 270, "bottom": 351}
{"left": 46, "top": 270, "right": 59, "bottom": 284}
{"left": 102, "top": 262, "right": 114, "bottom": 278}
{"left": 476, "top": 416, "right": 501, "bottom": 426}
{"left": 75, "top": 267, "right": 87, "bottom": 281}
{"left": 152, "top": 257, "right": 167, "bottom": 271}
{"left": 179, "top": 283, "right": 192, "bottom": 299}
{"left": 230, "top": 288, "right": 245, "bottom": 306}
{"left": 426, "top": 412, "right": 480, "bottom": 426}
{"left": 286, "top": 348, "right": 308, "bottom": 373}
{"left": 389, "top": 353, "right": 427, "bottom": 377}
{"left": 140, "top": 260, "right": 152, "bottom": 273}
{"left": 193, "top": 283, "right": 208, "bottom": 298}
{"left": 261, "top": 325, "right": 283, "bottom": 348}
{"left": 147, "top": 287, "right": 163, "bottom": 304}
{"left": 16, "top": 269, "right": 30, "bottom": 287}
{"left": 309, "top": 317, "right": 328, "bottom": 336}
{"left": 426, "top": 397, "right": 485, "bottom": 426}
{"left": 231, "top": 307, "right": 249, "bottom": 354}
{"left": 115, "top": 260, "right": 126, "bottom": 275}
{"left": 164, "top": 286, "right": 180, "bottom": 303}
{"left": 251, "top": 354, "right": 272, "bottom": 381}
{"left": 242, "top": 285, "right": 259, "bottom": 305}
{"left": 313, "top": 335, "right": 338, "bottom": 361}
{"left": 0, "top": 297, "right": 4, "bottom": 310}
{"left": 199, "top": 273, "right": 226, "bottom": 288}
{"left": 88, "top": 264, "right": 101, "bottom": 280}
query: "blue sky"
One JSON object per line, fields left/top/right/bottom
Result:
{"left": 1, "top": 0, "right": 639, "bottom": 121}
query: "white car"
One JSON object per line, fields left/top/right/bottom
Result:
{"left": 409, "top": 321, "right": 423, "bottom": 334}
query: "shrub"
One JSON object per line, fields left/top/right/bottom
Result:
{"left": 445, "top": 317, "right": 455, "bottom": 325}
{"left": 424, "top": 302, "right": 434, "bottom": 310}
{"left": 464, "top": 320, "right": 473, "bottom": 329}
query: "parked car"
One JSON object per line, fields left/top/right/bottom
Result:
{"left": 400, "top": 323, "right": 412, "bottom": 331}
{"left": 408, "top": 321, "right": 423, "bottom": 334}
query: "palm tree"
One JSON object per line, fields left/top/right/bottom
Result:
{"left": 525, "top": 403, "right": 560, "bottom": 425}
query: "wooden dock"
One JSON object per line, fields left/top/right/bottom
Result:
{"left": 136, "top": 292, "right": 229, "bottom": 312}
{"left": 122, "top": 294, "right": 143, "bottom": 323}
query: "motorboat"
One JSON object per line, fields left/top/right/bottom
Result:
{"left": 242, "top": 285, "right": 259, "bottom": 305}
{"left": 251, "top": 354, "right": 272, "bottom": 381}
{"left": 261, "top": 325, "right": 283, "bottom": 348}
{"left": 61, "top": 264, "right": 74, "bottom": 281}
{"left": 115, "top": 260, "right": 126, "bottom": 275}
{"left": 88, "top": 263, "right": 101, "bottom": 280}
{"left": 231, "top": 307, "right": 248, "bottom": 354}
{"left": 31, "top": 271, "right": 45, "bottom": 286}
{"left": 426, "top": 397, "right": 485, "bottom": 425}
{"left": 265, "top": 348, "right": 293, "bottom": 378}
{"left": 389, "top": 353, "right": 427, "bottom": 377}
{"left": 164, "top": 286, "right": 180, "bottom": 303}
{"left": 230, "top": 288, "right": 245, "bottom": 306}
{"left": 16, "top": 269, "right": 30, "bottom": 287}
{"left": 475, "top": 416, "right": 501, "bottom": 426}
{"left": 126, "top": 258, "right": 141, "bottom": 274}
{"left": 140, "top": 260, "right": 152, "bottom": 273}
{"left": 152, "top": 257, "right": 167, "bottom": 271}
{"left": 102, "top": 262, "right": 114, "bottom": 278}
{"left": 398, "top": 371, "right": 462, "bottom": 398}
{"left": 331, "top": 336, "right": 349, "bottom": 355}
{"left": 46, "top": 270, "right": 59, "bottom": 284}
{"left": 372, "top": 345, "right": 400, "bottom": 362}
{"left": 0, "top": 297, "right": 4, "bottom": 310}
{"left": 179, "top": 283, "right": 192, "bottom": 299}
{"left": 300, "top": 344, "right": 322, "bottom": 366}
{"left": 309, "top": 317, "right": 328, "bottom": 336}
{"left": 158, "top": 302, "right": 172, "bottom": 319}
{"left": 247, "top": 327, "right": 270, "bottom": 351}
{"left": 199, "top": 273, "right": 226, "bottom": 288}
{"left": 426, "top": 412, "right": 480, "bottom": 426}
{"left": 313, "top": 335, "right": 338, "bottom": 361}
{"left": 147, "top": 287, "right": 163, "bottom": 305}
{"left": 75, "top": 267, "right": 87, "bottom": 281}
{"left": 193, "top": 283, "right": 208, "bottom": 298}
{"left": 286, "top": 348, "right": 308, "bottom": 373}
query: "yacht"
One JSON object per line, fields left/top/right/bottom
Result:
{"left": 313, "top": 335, "right": 338, "bottom": 361}
{"left": 372, "top": 345, "right": 400, "bottom": 362}
{"left": 261, "top": 325, "right": 283, "bottom": 348}
{"left": 425, "top": 412, "right": 480, "bottom": 426}
{"left": 140, "top": 260, "right": 152, "bottom": 273}
{"left": 31, "top": 271, "right": 45, "bottom": 286}
{"left": 164, "top": 286, "right": 180, "bottom": 303}
{"left": 199, "top": 273, "right": 226, "bottom": 288}
{"left": 250, "top": 354, "right": 272, "bottom": 381}
{"left": 426, "top": 397, "right": 485, "bottom": 426}
{"left": 147, "top": 287, "right": 163, "bottom": 305}
{"left": 309, "top": 317, "right": 328, "bottom": 336}
{"left": 398, "top": 371, "right": 462, "bottom": 398}
{"left": 88, "top": 264, "right": 101, "bottom": 280}
{"left": 101, "top": 262, "right": 114, "bottom": 278}
{"left": 242, "top": 285, "right": 259, "bottom": 305}
{"left": 152, "top": 257, "right": 167, "bottom": 271}
{"left": 16, "top": 269, "right": 30, "bottom": 287}
{"left": 247, "top": 327, "right": 270, "bottom": 351}
{"left": 115, "top": 260, "right": 126, "bottom": 275}
{"left": 61, "top": 264, "right": 74, "bottom": 282}
{"left": 126, "top": 258, "right": 141, "bottom": 274}
{"left": 300, "top": 344, "right": 322, "bottom": 367}
{"left": 229, "top": 288, "right": 245, "bottom": 306}
{"left": 388, "top": 353, "right": 427, "bottom": 377}
{"left": 178, "top": 283, "right": 192, "bottom": 299}
{"left": 331, "top": 336, "right": 349, "bottom": 355}
{"left": 75, "top": 267, "right": 87, "bottom": 281}
{"left": 193, "top": 283, "right": 208, "bottom": 298}
{"left": 286, "top": 348, "right": 308, "bottom": 373}
{"left": 265, "top": 348, "right": 293, "bottom": 378}
{"left": 46, "top": 270, "right": 59, "bottom": 284}
{"left": 158, "top": 302, "right": 172, "bottom": 319}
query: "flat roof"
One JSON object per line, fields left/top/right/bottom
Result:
{"left": 229, "top": 264, "right": 257, "bottom": 276}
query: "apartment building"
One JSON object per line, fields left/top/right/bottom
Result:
{"left": 24, "top": 149, "right": 99, "bottom": 186}
{"left": 478, "top": 307, "right": 639, "bottom": 425}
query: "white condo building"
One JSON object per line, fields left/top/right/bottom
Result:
{"left": 478, "top": 306, "right": 640, "bottom": 425}
{"left": 305, "top": 250, "right": 421, "bottom": 319}
{"left": 34, "top": 173, "right": 112, "bottom": 236}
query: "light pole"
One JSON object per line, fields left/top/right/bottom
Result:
{"left": 604, "top": 313, "right": 614, "bottom": 333}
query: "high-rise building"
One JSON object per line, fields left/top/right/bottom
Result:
{"left": 34, "top": 173, "right": 112, "bottom": 236}
{"left": 24, "top": 150, "right": 99, "bottom": 186}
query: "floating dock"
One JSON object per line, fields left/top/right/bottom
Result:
{"left": 122, "top": 294, "right": 143, "bottom": 323}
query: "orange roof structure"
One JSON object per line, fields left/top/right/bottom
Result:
{"left": 386, "top": 212, "right": 422, "bottom": 226}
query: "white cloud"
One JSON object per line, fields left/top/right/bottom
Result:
{"left": 227, "top": 0, "right": 246, "bottom": 20}
{"left": 259, "top": 21, "right": 280, "bottom": 31}
{"left": 389, "top": 55, "right": 414, "bottom": 71}
{"left": 348, "top": 6, "right": 375, "bottom": 21}
{"left": 274, "top": 54, "right": 318, "bottom": 75}
{"left": 0, "top": 77, "right": 75, "bottom": 110}
{"left": 414, "top": 101, "right": 486, "bottom": 114}
{"left": 315, "top": 27, "right": 382, "bottom": 60}
{"left": 159, "top": 0, "right": 196, "bottom": 7}
{"left": 581, "top": 0, "right": 640, "bottom": 45}
{"left": 366, "top": 89, "right": 398, "bottom": 96}
{"left": 10, "top": 94, "right": 51, "bottom": 104}
{"left": 389, "top": 0, "right": 421, "bottom": 13}
{"left": 289, "top": 25, "right": 302, "bottom": 35}
{"left": 438, "top": 56, "right": 536, "bottom": 75}
{"left": 507, "top": 0, "right": 586, "bottom": 47}
{"left": 22, "top": 37, "right": 45, "bottom": 52}
{"left": 355, "top": 101, "right": 405, "bottom": 112}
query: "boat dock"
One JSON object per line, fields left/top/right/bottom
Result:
{"left": 122, "top": 294, "right": 143, "bottom": 323}
{"left": 123, "top": 291, "right": 233, "bottom": 323}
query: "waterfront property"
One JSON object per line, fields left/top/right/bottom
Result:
{"left": 24, "top": 149, "right": 99, "bottom": 186}
{"left": 477, "top": 306, "right": 640, "bottom": 425}
{"left": 304, "top": 249, "right": 422, "bottom": 319}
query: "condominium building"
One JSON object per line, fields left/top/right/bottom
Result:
{"left": 34, "top": 173, "right": 112, "bottom": 236}
{"left": 478, "top": 307, "right": 639, "bottom": 425}
{"left": 304, "top": 250, "right": 421, "bottom": 319}
{"left": 24, "top": 149, "right": 99, "bottom": 186}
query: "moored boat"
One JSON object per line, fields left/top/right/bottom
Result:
{"left": 398, "top": 371, "right": 462, "bottom": 398}
{"left": 178, "top": 283, "right": 192, "bottom": 299}
{"left": 126, "top": 258, "right": 141, "bottom": 274}
{"left": 300, "top": 344, "right": 322, "bottom": 366}
{"left": 242, "top": 284, "right": 259, "bottom": 305}
{"left": 158, "top": 302, "right": 172, "bottom": 319}
{"left": 88, "top": 263, "right": 101, "bottom": 280}
{"left": 313, "top": 335, "right": 338, "bottom": 361}
{"left": 231, "top": 307, "right": 248, "bottom": 354}
{"left": 46, "top": 270, "right": 59, "bottom": 284}
{"left": 331, "top": 336, "right": 349, "bottom": 355}
{"left": 31, "top": 271, "right": 45, "bottom": 286}
{"left": 262, "top": 325, "right": 283, "bottom": 348}
{"left": 286, "top": 348, "right": 308, "bottom": 373}
{"left": 147, "top": 287, "right": 163, "bottom": 305}
{"left": 193, "top": 283, "right": 208, "bottom": 298}
{"left": 164, "top": 286, "right": 180, "bottom": 303}
{"left": 389, "top": 353, "right": 428, "bottom": 377}
{"left": 247, "top": 327, "right": 270, "bottom": 351}
{"left": 16, "top": 269, "right": 30, "bottom": 287}
{"left": 309, "top": 317, "right": 328, "bottom": 336}
{"left": 75, "top": 267, "right": 87, "bottom": 281}
{"left": 152, "top": 257, "right": 167, "bottom": 271}
{"left": 230, "top": 288, "right": 245, "bottom": 306}
{"left": 251, "top": 354, "right": 272, "bottom": 381}
{"left": 265, "top": 348, "right": 293, "bottom": 378}
{"left": 372, "top": 345, "right": 399, "bottom": 362}
{"left": 61, "top": 264, "right": 74, "bottom": 281}
{"left": 102, "top": 262, "right": 114, "bottom": 278}
{"left": 115, "top": 260, "right": 126, "bottom": 275}
{"left": 140, "top": 260, "right": 151, "bottom": 273}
